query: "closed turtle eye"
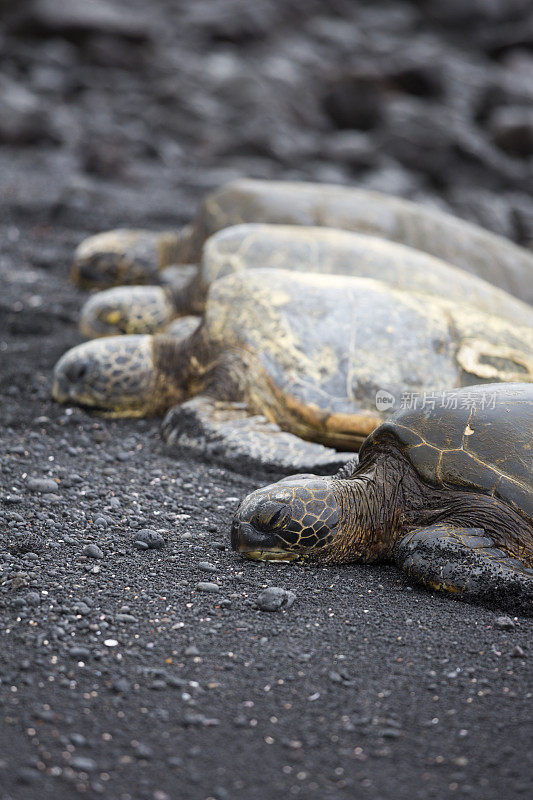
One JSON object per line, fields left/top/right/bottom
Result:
{"left": 268, "top": 508, "right": 287, "bottom": 528}
{"left": 252, "top": 503, "right": 290, "bottom": 532}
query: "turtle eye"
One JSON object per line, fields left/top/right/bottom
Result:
{"left": 268, "top": 508, "right": 286, "bottom": 528}
{"left": 253, "top": 503, "right": 290, "bottom": 532}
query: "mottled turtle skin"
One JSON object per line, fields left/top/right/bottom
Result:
{"left": 54, "top": 270, "right": 533, "bottom": 472}
{"left": 232, "top": 383, "right": 533, "bottom": 611}
{"left": 71, "top": 178, "right": 533, "bottom": 303}
{"left": 79, "top": 224, "right": 533, "bottom": 338}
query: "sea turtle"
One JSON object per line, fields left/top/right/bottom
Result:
{"left": 231, "top": 382, "right": 533, "bottom": 611}
{"left": 53, "top": 269, "right": 533, "bottom": 472}
{"left": 78, "top": 224, "right": 533, "bottom": 338}
{"left": 71, "top": 178, "right": 533, "bottom": 302}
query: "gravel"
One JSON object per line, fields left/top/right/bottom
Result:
{"left": 0, "top": 1, "right": 532, "bottom": 799}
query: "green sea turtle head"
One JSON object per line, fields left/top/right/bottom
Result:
{"left": 52, "top": 335, "right": 171, "bottom": 416}
{"left": 231, "top": 475, "right": 343, "bottom": 562}
{"left": 79, "top": 286, "right": 175, "bottom": 338}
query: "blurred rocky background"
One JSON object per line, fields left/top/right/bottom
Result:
{"left": 1, "top": 0, "right": 532, "bottom": 242}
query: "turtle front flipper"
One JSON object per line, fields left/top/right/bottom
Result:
{"left": 394, "top": 524, "right": 533, "bottom": 614}
{"left": 71, "top": 227, "right": 195, "bottom": 289}
{"left": 162, "top": 396, "right": 358, "bottom": 475}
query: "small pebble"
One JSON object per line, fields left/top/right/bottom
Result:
{"left": 69, "top": 646, "right": 90, "bottom": 658}
{"left": 183, "top": 712, "right": 220, "bottom": 727}
{"left": 9, "top": 533, "right": 43, "bottom": 554}
{"left": 27, "top": 477, "right": 58, "bottom": 493}
{"left": 17, "top": 767, "right": 40, "bottom": 784}
{"left": 70, "top": 756, "right": 97, "bottom": 772}
{"left": 134, "top": 529, "right": 165, "bottom": 549}
{"left": 494, "top": 616, "right": 515, "bottom": 630}
{"left": 133, "top": 742, "right": 154, "bottom": 758}
{"left": 196, "top": 582, "right": 220, "bottom": 593}
{"left": 256, "top": 587, "right": 296, "bottom": 612}
{"left": 25, "top": 591, "right": 40, "bottom": 606}
{"left": 134, "top": 540, "right": 149, "bottom": 550}
{"left": 199, "top": 561, "right": 218, "bottom": 573}
{"left": 116, "top": 613, "right": 138, "bottom": 623}
{"left": 83, "top": 543, "right": 103, "bottom": 559}
{"left": 380, "top": 728, "right": 402, "bottom": 739}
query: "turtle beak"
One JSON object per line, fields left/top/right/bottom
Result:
{"left": 230, "top": 519, "right": 300, "bottom": 562}
{"left": 231, "top": 520, "right": 269, "bottom": 553}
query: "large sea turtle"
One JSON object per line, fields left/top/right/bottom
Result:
{"left": 78, "top": 224, "right": 533, "bottom": 338}
{"left": 71, "top": 178, "right": 533, "bottom": 302}
{"left": 231, "top": 383, "right": 533, "bottom": 611}
{"left": 53, "top": 269, "right": 533, "bottom": 472}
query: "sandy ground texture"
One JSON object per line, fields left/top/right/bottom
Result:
{"left": 1, "top": 1, "right": 532, "bottom": 799}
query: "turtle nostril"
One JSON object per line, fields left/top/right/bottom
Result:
{"left": 64, "top": 360, "right": 89, "bottom": 384}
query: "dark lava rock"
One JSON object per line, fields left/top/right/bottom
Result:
{"left": 0, "top": 76, "right": 56, "bottom": 145}
{"left": 69, "top": 646, "right": 90, "bottom": 658}
{"left": 134, "top": 529, "right": 166, "bottom": 550}
{"left": 183, "top": 711, "right": 220, "bottom": 727}
{"left": 490, "top": 106, "right": 533, "bottom": 157}
{"left": 323, "top": 71, "right": 386, "bottom": 131}
{"left": 196, "top": 582, "right": 220, "bottom": 593}
{"left": 17, "top": 767, "right": 41, "bottom": 784}
{"left": 198, "top": 561, "right": 218, "bottom": 573}
{"left": 134, "top": 540, "right": 149, "bottom": 550}
{"left": 113, "top": 677, "right": 131, "bottom": 693}
{"left": 2, "top": 495, "right": 23, "bottom": 504}
{"left": 82, "top": 543, "right": 104, "bottom": 559}
{"left": 9, "top": 533, "right": 44, "bottom": 554}
{"left": 256, "top": 587, "right": 296, "bottom": 612}
{"left": 116, "top": 613, "right": 138, "bottom": 623}
{"left": 26, "top": 477, "right": 58, "bottom": 493}
{"left": 70, "top": 755, "right": 97, "bottom": 772}
{"left": 494, "top": 616, "right": 515, "bottom": 629}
